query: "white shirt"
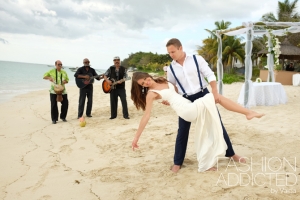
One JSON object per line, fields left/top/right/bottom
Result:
{"left": 167, "top": 54, "right": 216, "bottom": 95}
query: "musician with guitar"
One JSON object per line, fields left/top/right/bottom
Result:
{"left": 74, "top": 58, "right": 102, "bottom": 119}
{"left": 103, "top": 56, "right": 130, "bottom": 119}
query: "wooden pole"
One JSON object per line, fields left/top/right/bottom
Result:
{"left": 217, "top": 21, "right": 299, "bottom": 35}
{"left": 217, "top": 26, "right": 246, "bottom": 34}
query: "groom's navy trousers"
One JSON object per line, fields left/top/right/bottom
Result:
{"left": 174, "top": 88, "right": 235, "bottom": 166}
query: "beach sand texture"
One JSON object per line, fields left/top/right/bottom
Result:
{"left": 0, "top": 79, "right": 299, "bottom": 200}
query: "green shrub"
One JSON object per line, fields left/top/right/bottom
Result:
{"left": 221, "top": 73, "right": 244, "bottom": 84}
{"left": 252, "top": 67, "right": 260, "bottom": 77}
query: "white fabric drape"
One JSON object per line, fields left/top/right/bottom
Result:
{"left": 266, "top": 33, "right": 275, "bottom": 82}
{"left": 244, "top": 23, "right": 254, "bottom": 108}
{"left": 293, "top": 74, "right": 300, "bottom": 86}
{"left": 216, "top": 31, "right": 223, "bottom": 95}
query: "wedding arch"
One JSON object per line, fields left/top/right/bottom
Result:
{"left": 215, "top": 22, "right": 300, "bottom": 108}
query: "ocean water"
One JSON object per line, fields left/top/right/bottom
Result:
{"left": 0, "top": 60, "right": 106, "bottom": 103}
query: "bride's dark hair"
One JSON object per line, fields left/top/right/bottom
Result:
{"left": 131, "top": 72, "right": 167, "bottom": 111}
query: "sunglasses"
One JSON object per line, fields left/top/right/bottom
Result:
{"left": 57, "top": 64, "right": 63, "bottom": 66}
{"left": 114, "top": 59, "right": 120, "bottom": 61}
{"left": 84, "top": 61, "right": 90, "bottom": 64}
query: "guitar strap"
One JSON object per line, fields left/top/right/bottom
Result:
{"left": 56, "top": 69, "right": 62, "bottom": 84}
{"left": 109, "top": 66, "right": 125, "bottom": 89}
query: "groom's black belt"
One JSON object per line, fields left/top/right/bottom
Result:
{"left": 183, "top": 87, "right": 208, "bottom": 98}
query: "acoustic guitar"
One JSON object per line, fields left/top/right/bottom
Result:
{"left": 76, "top": 73, "right": 104, "bottom": 89}
{"left": 102, "top": 77, "right": 131, "bottom": 93}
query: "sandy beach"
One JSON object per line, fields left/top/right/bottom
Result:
{"left": 0, "top": 78, "right": 299, "bottom": 200}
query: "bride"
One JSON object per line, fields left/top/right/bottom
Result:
{"left": 130, "top": 72, "right": 264, "bottom": 172}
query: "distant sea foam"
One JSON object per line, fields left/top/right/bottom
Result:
{"left": 0, "top": 60, "right": 106, "bottom": 103}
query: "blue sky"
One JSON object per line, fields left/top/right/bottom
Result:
{"left": 0, "top": 0, "right": 287, "bottom": 69}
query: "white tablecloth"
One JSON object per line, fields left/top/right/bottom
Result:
{"left": 293, "top": 74, "right": 300, "bottom": 86}
{"left": 238, "top": 82, "right": 287, "bottom": 106}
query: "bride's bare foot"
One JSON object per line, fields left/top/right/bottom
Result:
{"left": 246, "top": 111, "right": 265, "bottom": 120}
{"left": 170, "top": 165, "right": 181, "bottom": 173}
{"left": 206, "top": 167, "right": 217, "bottom": 171}
{"left": 231, "top": 154, "right": 246, "bottom": 163}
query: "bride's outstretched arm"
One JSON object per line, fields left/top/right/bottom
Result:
{"left": 218, "top": 95, "right": 264, "bottom": 120}
{"left": 132, "top": 92, "right": 157, "bottom": 150}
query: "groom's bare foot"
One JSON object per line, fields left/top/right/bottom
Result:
{"left": 246, "top": 111, "right": 265, "bottom": 120}
{"left": 231, "top": 154, "right": 246, "bottom": 163}
{"left": 170, "top": 165, "right": 181, "bottom": 173}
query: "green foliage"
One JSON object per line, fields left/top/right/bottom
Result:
{"left": 219, "top": 73, "right": 244, "bottom": 84}
{"left": 252, "top": 67, "right": 260, "bottom": 77}
{"left": 252, "top": 36, "right": 267, "bottom": 61}
{"left": 259, "top": 56, "right": 268, "bottom": 68}
{"left": 138, "top": 68, "right": 165, "bottom": 76}
{"left": 121, "top": 51, "right": 172, "bottom": 70}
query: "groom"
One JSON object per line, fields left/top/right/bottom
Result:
{"left": 165, "top": 38, "right": 245, "bottom": 172}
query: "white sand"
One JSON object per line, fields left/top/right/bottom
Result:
{"left": 0, "top": 79, "right": 299, "bottom": 200}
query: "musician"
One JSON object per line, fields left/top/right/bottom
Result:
{"left": 103, "top": 56, "right": 130, "bottom": 119}
{"left": 74, "top": 58, "right": 101, "bottom": 118}
{"left": 43, "top": 60, "right": 69, "bottom": 124}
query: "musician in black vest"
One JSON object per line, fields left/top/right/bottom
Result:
{"left": 74, "top": 58, "right": 101, "bottom": 118}
{"left": 103, "top": 56, "right": 129, "bottom": 119}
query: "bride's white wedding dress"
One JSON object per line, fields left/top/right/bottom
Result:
{"left": 149, "top": 82, "right": 227, "bottom": 172}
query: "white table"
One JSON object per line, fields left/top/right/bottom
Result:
{"left": 292, "top": 74, "right": 300, "bottom": 86}
{"left": 238, "top": 82, "right": 287, "bottom": 106}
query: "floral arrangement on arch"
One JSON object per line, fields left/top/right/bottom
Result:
{"left": 266, "top": 30, "right": 282, "bottom": 70}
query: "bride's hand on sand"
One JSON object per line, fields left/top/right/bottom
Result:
{"left": 161, "top": 100, "right": 170, "bottom": 106}
{"left": 132, "top": 138, "right": 139, "bottom": 150}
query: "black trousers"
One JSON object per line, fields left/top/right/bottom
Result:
{"left": 109, "top": 88, "right": 129, "bottom": 118}
{"left": 78, "top": 87, "right": 93, "bottom": 118}
{"left": 174, "top": 88, "right": 235, "bottom": 166}
{"left": 50, "top": 93, "right": 68, "bottom": 121}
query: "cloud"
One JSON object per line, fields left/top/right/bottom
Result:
{"left": 0, "top": 0, "right": 280, "bottom": 39}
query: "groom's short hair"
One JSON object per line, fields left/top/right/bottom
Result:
{"left": 166, "top": 38, "right": 182, "bottom": 48}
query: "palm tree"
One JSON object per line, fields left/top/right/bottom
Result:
{"left": 262, "top": 0, "right": 299, "bottom": 22}
{"left": 278, "top": 0, "right": 299, "bottom": 21}
{"left": 197, "top": 37, "right": 219, "bottom": 69}
{"left": 198, "top": 20, "right": 246, "bottom": 71}
{"left": 251, "top": 36, "right": 268, "bottom": 66}
{"left": 222, "top": 36, "right": 245, "bottom": 72}
{"left": 261, "top": 0, "right": 300, "bottom": 46}
{"left": 198, "top": 20, "right": 232, "bottom": 70}
{"left": 205, "top": 20, "right": 232, "bottom": 38}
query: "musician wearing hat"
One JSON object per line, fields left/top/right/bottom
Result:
{"left": 43, "top": 60, "right": 69, "bottom": 124}
{"left": 103, "top": 56, "right": 130, "bottom": 119}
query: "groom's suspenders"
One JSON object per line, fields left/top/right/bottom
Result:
{"left": 169, "top": 65, "right": 188, "bottom": 97}
{"left": 193, "top": 55, "right": 204, "bottom": 92}
{"left": 169, "top": 55, "right": 204, "bottom": 97}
